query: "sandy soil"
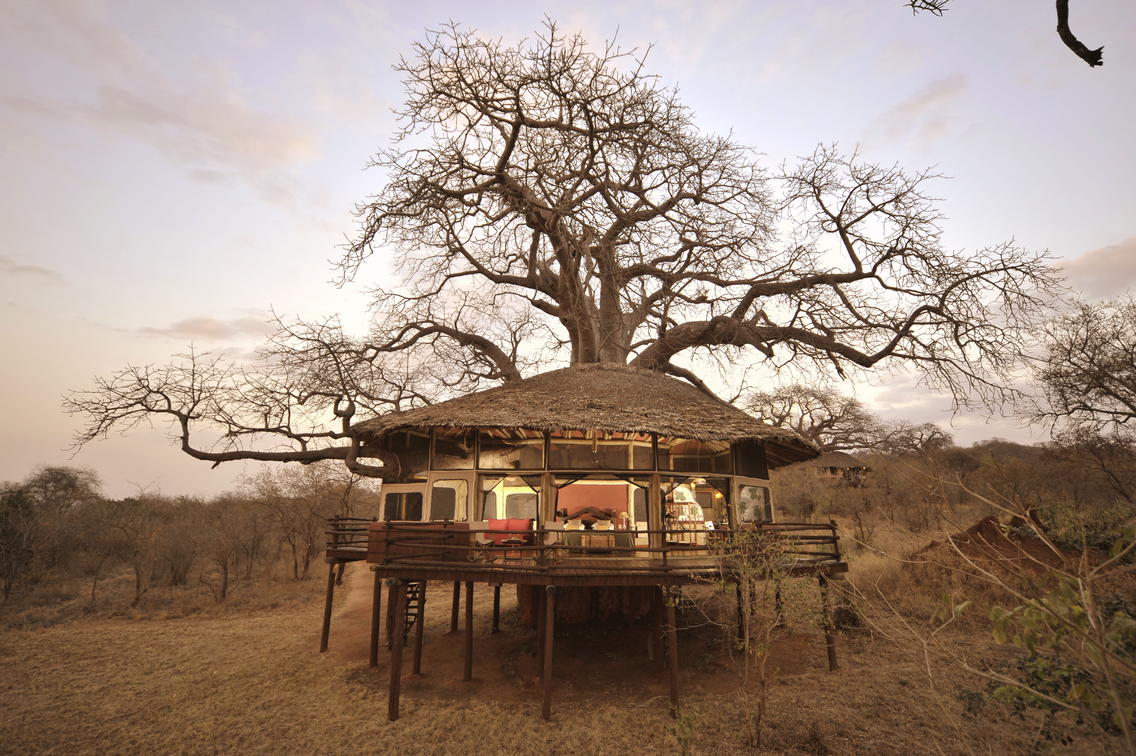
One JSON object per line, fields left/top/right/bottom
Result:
{"left": 0, "top": 564, "right": 1120, "bottom": 755}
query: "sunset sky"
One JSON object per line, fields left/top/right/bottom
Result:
{"left": 2, "top": 1, "right": 1134, "bottom": 498}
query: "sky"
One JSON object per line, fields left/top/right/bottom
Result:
{"left": 1, "top": 1, "right": 1134, "bottom": 498}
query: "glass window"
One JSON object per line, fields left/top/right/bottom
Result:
{"left": 549, "top": 431, "right": 653, "bottom": 470}
{"left": 404, "top": 492, "right": 423, "bottom": 520}
{"left": 738, "top": 485, "right": 772, "bottom": 522}
{"left": 478, "top": 430, "right": 544, "bottom": 470}
{"left": 383, "top": 491, "right": 424, "bottom": 521}
{"left": 733, "top": 440, "right": 769, "bottom": 479}
{"left": 383, "top": 492, "right": 399, "bottom": 521}
{"left": 481, "top": 475, "right": 539, "bottom": 520}
{"left": 433, "top": 429, "right": 475, "bottom": 470}
{"left": 661, "top": 438, "right": 732, "bottom": 473}
{"left": 386, "top": 431, "right": 430, "bottom": 481}
{"left": 429, "top": 479, "right": 467, "bottom": 521}
{"left": 505, "top": 493, "right": 538, "bottom": 518}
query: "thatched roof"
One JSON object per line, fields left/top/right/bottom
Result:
{"left": 354, "top": 363, "right": 819, "bottom": 466}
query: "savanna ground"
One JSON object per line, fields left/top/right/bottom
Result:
{"left": 1, "top": 539, "right": 1124, "bottom": 756}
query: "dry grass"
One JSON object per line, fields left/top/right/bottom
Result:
{"left": 1, "top": 559, "right": 1123, "bottom": 755}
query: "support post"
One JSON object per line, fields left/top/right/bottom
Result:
{"left": 542, "top": 586, "right": 556, "bottom": 721}
{"left": 463, "top": 581, "right": 474, "bottom": 682}
{"left": 413, "top": 582, "right": 426, "bottom": 675}
{"left": 492, "top": 584, "right": 501, "bottom": 633}
{"left": 386, "top": 578, "right": 397, "bottom": 649}
{"left": 335, "top": 560, "right": 346, "bottom": 586}
{"left": 450, "top": 580, "right": 461, "bottom": 633}
{"left": 647, "top": 587, "right": 661, "bottom": 661}
{"left": 388, "top": 581, "right": 407, "bottom": 722}
{"left": 536, "top": 585, "right": 547, "bottom": 677}
{"left": 319, "top": 562, "right": 336, "bottom": 653}
{"left": 368, "top": 570, "right": 383, "bottom": 667}
{"left": 819, "top": 574, "right": 838, "bottom": 672}
{"left": 664, "top": 587, "right": 680, "bottom": 715}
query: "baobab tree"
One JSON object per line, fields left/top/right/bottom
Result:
{"left": 65, "top": 23, "right": 1059, "bottom": 478}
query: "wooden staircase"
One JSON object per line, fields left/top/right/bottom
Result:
{"left": 401, "top": 580, "right": 426, "bottom": 640}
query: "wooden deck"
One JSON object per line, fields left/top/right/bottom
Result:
{"left": 320, "top": 517, "right": 849, "bottom": 722}
{"left": 325, "top": 517, "right": 847, "bottom": 585}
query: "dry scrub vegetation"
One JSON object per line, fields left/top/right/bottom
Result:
{"left": 2, "top": 439, "right": 1133, "bottom": 754}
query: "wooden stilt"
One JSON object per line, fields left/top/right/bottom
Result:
{"left": 818, "top": 574, "right": 838, "bottom": 672}
{"left": 368, "top": 571, "right": 383, "bottom": 667}
{"left": 647, "top": 587, "right": 660, "bottom": 661}
{"left": 463, "top": 581, "right": 474, "bottom": 682}
{"left": 450, "top": 580, "right": 461, "bottom": 633}
{"left": 536, "top": 585, "right": 547, "bottom": 677}
{"left": 664, "top": 588, "right": 680, "bottom": 715}
{"left": 335, "top": 560, "right": 346, "bottom": 586}
{"left": 388, "top": 581, "right": 407, "bottom": 721}
{"left": 413, "top": 582, "right": 426, "bottom": 675}
{"left": 386, "top": 578, "right": 397, "bottom": 650}
{"left": 492, "top": 584, "right": 501, "bottom": 633}
{"left": 542, "top": 586, "right": 555, "bottom": 721}
{"left": 319, "top": 562, "right": 336, "bottom": 653}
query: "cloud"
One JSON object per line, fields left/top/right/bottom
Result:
{"left": 865, "top": 74, "right": 967, "bottom": 147}
{"left": 1062, "top": 237, "right": 1136, "bottom": 299}
{"left": 0, "top": 257, "right": 63, "bottom": 282}
{"left": 139, "top": 316, "right": 270, "bottom": 341}
{"left": 1, "top": 3, "right": 319, "bottom": 205}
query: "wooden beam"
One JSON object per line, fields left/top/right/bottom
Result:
{"left": 413, "top": 582, "right": 426, "bottom": 675}
{"left": 664, "top": 588, "right": 680, "bottom": 715}
{"left": 388, "top": 581, "right": 407, "bottom": 721}
{"left": 450, "top": 580, "right": 460, "bottom": 633}
{"left": 385, "top": 578, "right": 397, "bottom": 650}
{"left": 536, "top": 586, "right": 546, "bottom": 678}
{"left": 463, "top": 581, "right": 474, "bottom": 682}
{"left": 818, "top": 574, "right": 838, "bottom": 672}
{"left": 492, "top": 584, "right": 501, "bottom": 633}
{"left": 647, "top": 586, "right": 660, "bottom": 662}
{"left": 319, "top": 562, "right": 336, "bottom": 653}
{"left": 542, "top": 586, "right": 555, "bottom": 721}
{"left": 368, "top": 572, "right": 383, "bottom": 667}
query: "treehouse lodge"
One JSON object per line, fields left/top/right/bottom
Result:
{"left": 321, "top": 363, "right": 848, "bottom": 721}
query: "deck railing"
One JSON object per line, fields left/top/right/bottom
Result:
{"left": 326, "top": 517, "right": 842, "bottom": 574}
{"left": 325, "top": 516, "right": 375, "bottom": 551}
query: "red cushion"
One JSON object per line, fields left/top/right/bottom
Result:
{"left": 508, "top": 518, "right": 532, "bottom": 532}
{"left": 488, "top": 518, "right": 511, "bottom": 544}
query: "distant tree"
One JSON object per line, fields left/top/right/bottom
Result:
{"left": 1035, "top": 298, "right": 1136, "bottom": 440}
{"left": 243, "top": 463, "right": 371, "bottom": 580}
{"left": 743, "top": 385, "right": 884, "bottom": 452}
{"left": 745, "top": 384, "right": 954, "bottom": 455}
{"left": 909, "top": 0, "right": 1105, "bottom": 68}
{"left": 22, "top": 466, "right": 100, "bottom": 514}
{"left": 0, "top": 486, "right": 37, "bottom": 600}
{"left": 64, "top": 22, "right": 1058, "bottom": 479}
{"left": 876, "top": 420, "right": 954, "bottom": 455}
